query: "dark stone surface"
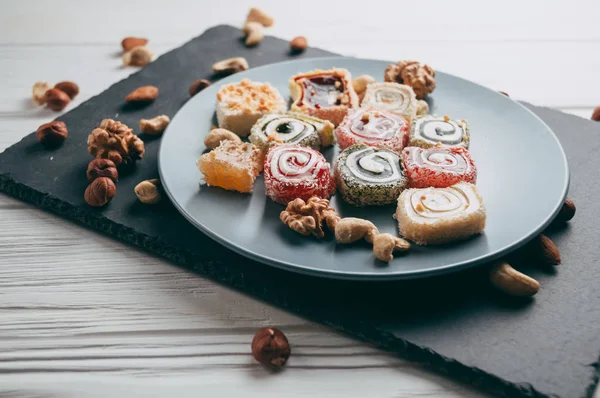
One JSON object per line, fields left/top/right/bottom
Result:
{"left": 1, "top": 25, "right": 599, "bottom": 398}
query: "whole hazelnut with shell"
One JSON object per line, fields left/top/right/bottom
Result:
{"left": 36, "top": 121, "right": 68, "bottom": 147}
{"left": 84, "top": 177, "right": 116, "bottom": 207}
{"left": 251, "top": 327, "right": 291, "bottom": 367}
{"left": 87, "top": 158, "right": 118, "bottom": 183}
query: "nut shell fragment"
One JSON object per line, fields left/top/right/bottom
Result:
{"left": 212, "top": 57, "right": 248, "bottom": 75}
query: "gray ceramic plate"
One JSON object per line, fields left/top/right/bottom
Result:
{"left": 159, "top": 57, "right": 569, "bottom": 280}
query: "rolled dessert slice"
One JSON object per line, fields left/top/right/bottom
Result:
{"left": 402, "top": 145, "right": 477, "bottom": 188}
{"left": 198, "top": 140, "right": 264, "bottom": 193}
{"left": 264, "top": 145, "right": 335, "bottom": 204}
{"left": 410, "top": 115, "right": 470, "bottom": 149}
{"left": 361, "top": 82, "right": 417, "bottom": 123}
{"left": 335, "top": 107, "right": 409, "bottom": 154}
{"left": 335, "top": 144, "right": 408, "bottom": 206}
{"left": 289, "top": 68, "right": 359, "bottom": 126}
{"left": 249, "top": 112, "right": 335, "bottom": 153}
{"left": 216, "top": 79, "right": 287, "bottom": 137}
{"left": 395, "top": 182, "right": 486, "bottom": 245}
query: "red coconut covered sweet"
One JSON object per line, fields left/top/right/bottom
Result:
{"left": 264, "top": 145, "right": 335, "bottom": 204}
{"left": 402, "top": 145, "right": 477, "bottom": 188}
{"left": 335, "top": 107, "right": 409, "bottom": 154}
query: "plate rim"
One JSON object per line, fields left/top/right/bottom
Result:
{"left": 158, "top": 55, "right": 570, "bottom": 281}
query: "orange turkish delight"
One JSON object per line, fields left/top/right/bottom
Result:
{"left": 198, "top": 140, "right": 263, "bottom": 193}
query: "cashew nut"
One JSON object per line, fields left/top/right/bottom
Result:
{"left": 134, "top": 179, "right": 161, "bottom": 204}
{"left": 372, "top": 233, "right": 410, "bottom": 262}
{"left": 204, "top": 128, "right": 242, "bottom": 150}
{"left": 243, "top": 22, "right": 264, "bottom": 47}
{"left": 212, "top": 57, "right": 249, "bottom": 75}
{"left": 489, "top": 262, "right": 539, "bottom": 297}
{"left": 140, "top": 115, "right": 170, "bottom": 136}
{"left": 335, "top": 218, "right": 379, "bottom": 244}
{"left": 246, "top": 7, "right": 274, "bottom": 27}
{"left": 416, "top": 100, "right": 429, "bottom": 116}
{"left": 352, "top": 75, "right": 376, "bottom": 96}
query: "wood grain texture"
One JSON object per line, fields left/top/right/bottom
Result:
{"left": 0, "top": 0, "right": 599, "bottom": 396}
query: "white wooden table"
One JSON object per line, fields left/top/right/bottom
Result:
{"left": 1, "top": 1, "right": 598, "bottom": 396}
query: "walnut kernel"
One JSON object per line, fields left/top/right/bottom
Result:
{"left": 384, "top": 60, "right": 436, "bottom": 99}
{"left": 87, "top": 119, "right": 145, "bottom": 167}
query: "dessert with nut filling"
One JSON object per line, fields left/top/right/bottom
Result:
{"left": 289, "top": 68, "right": 358, "bottom": 126}
{"left": 216, "top": 79, "right": 287, "bottom": 137}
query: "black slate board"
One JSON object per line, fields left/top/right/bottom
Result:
{"left": 1, "top": 25, "right": 599, "bottom": 398}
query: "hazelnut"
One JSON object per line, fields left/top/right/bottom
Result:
{"left": 45, "top": 88, "right": 71, "bottom": 111}
{"left": 592, "top": 106, "right": 600, "bottom": 122}
{"left": 554, "top": 197, "right": 576, "bottom": 223}
{"left": 125, "top": 86, "right": 159, "bottom": 103}
{"left": 32, "top": 82, "right": 51, "bottom": 105}
{"left": 84, "top": 177, "right": 116, "bottom": 207}
{"left": 36, "top": 121, "right": 68, "bottom": 147}
{"left": 189, "top": 79, "right": 211, "bottom": 97}
{"left": 251, "top": 327, "right": 290, "bottom": 367}
{"left": 123, "top": 46, "right": 154, "bottom": 67}
{"left": 134, "top": 179, "right": 161, "bottom": 204}
{"left": 290, "top": 36, "right": 307, "bottom": 53}
{"left": 87, "top": 158, "right": 118, "bottom": 183}
{"left": 212, "top": 57, "right": 249, "bottom": 75}
{"left": 121, "top": 37, "right": 148, "bottom": 52}
{"left": 140, "top": 115, "right": 170, "bottom": 135}
{"left": 54, "top": 81, "right": 79, "bottom": 99}
{"left": 246, "top": 7, "right": 274, "bottom": 27}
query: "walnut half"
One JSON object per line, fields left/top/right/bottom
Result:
{"left": 87, "top": 119, "right": 145, "bottom": 168}
{"left": 384, "top": 60, "right": 436, "bottom": 99}
{"left": 280, "top": 197, "right": 338, "bottom": 238}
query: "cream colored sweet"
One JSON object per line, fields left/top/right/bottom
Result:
{"left": 395, "top": 182, "right": 486, "bottom": 245}
{"left": 216, "top": 79, "right": 287, "bottom": 137}
{"left": 361, "top": 82, "right": 417, "bottom": 123}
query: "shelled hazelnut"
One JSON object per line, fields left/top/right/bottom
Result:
{"left": 36, "top": 121, "right": 68, "bottom": 147}
{"left": 84, "top": 177, "right": 116, "bottom": 207}
{"left": 251, "top": 327, "right": 290, "bottom": 367}
{"left": 134, "top": 179, "right": 161, "bottom": 204}
{"left": 45, "top": 88, "right": 71, "bottom": 111}
{"left": 87, "top": 159, "right": 118, "bottom": 183}
{"left": 54, "top": 81, "right": 79, "bottom": 99}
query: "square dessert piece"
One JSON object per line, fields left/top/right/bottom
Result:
{"left": 335, "top": 108, "right": 409, "bottom": 154}
{"left": 216, "top": 79, "right": 287, "bottom": 137}
{"left": 395, "top": 182, "right": 486, "bottom": 245}
{"left": 410, "top": 115, "right": 470, "bottom": 149}
{"left": 402, "top": 145, "right": 477, "bottom": 188}
{"left": 289, "top": 68, "right": 359, "bottom": 126}
{"left": 334, "top": 144, "right": 408, "bottom": 206}
{"left": 249, "top": 112, "right": 335, "bottom": 153}
{"left": 198, "top": 140, "right": 264, "bottom": 193}
{"left": 361, "top": 82, "right": 417, "bottom": 123}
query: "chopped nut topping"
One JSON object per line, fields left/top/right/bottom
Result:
{"left": 416, "top": 203, "right": 425, "bottom": 211}
{"left": 217, "top": 79, "right": 285, "bottom": 114}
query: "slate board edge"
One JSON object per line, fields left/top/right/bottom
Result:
{"left": 0, "top": 24, "right": 596, "bottom": 398}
